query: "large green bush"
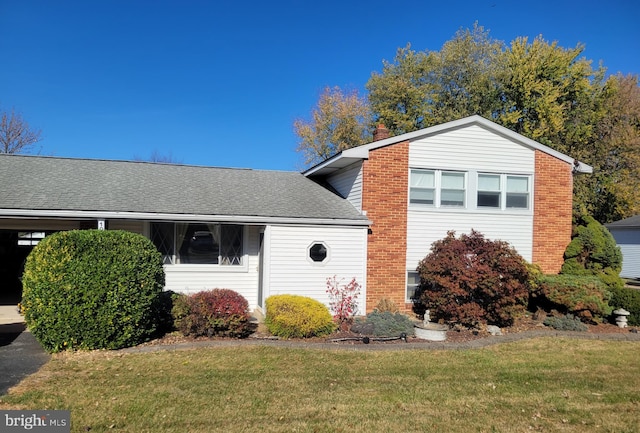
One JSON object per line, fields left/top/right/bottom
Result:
{"left": 416, "top": 230, "right": 530, "bottom": 327}
{"left": 172, "top": 289, "right": 254, "bottom": 338}
{"left": 21, "top": 230, "right": 165, "bottom": 352}
{"left": 532, "top": 274, "right": 612, "bottom": 321}
{"left": 561, "top": 213, "right": 624, "bottom": 291}
{"left": 265, "top": 295, "right": 336, "bottom": 338}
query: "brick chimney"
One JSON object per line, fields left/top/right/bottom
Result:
{"left": 373, "top": 124, "right": 390, "bottom": 141}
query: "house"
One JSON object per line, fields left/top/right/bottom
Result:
{"left": 0, "top": 155, "right": 369, "bottom": 313}
{"left": 0, "top": 115, "right": 591, "bottom": 316}
{"left": 304, "top": 115, "right": 592, "bottom": 312}
{"left": 606, "top": 215, "right": 640, "bottom": 279}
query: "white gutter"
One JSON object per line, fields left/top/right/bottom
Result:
{"left": 0, "top": 209, "right": 371, "bottom": 227}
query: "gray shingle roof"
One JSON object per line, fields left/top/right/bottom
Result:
{"left": 606, "top": 215, "right": 640, "bottom": 229}
{"left": 0, "top": 154, "right": 367, "bottom": 223}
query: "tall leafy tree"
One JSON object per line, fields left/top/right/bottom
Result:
{"left": 0, "top": 107, "right": 42, "bottom": 154}
{"left": 581, "top": 74, "right": 640, "bottom": 222}
{"left": 294, "top": 86, "right": 372, "bottom": 167}
{"left": 367, "top": 23, "right": 504, "bottom": 134}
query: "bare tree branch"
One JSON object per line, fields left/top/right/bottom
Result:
{"left": 0, "top": 108, "right": 42, "bottom": 154}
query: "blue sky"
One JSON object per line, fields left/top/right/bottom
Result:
{"left": 1, "top": 0, "right": 638, "bottom": 171}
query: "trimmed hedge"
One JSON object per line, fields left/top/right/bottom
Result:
{"left": 21, "top": 230, "right": 165, "bottom": 352}
{"left": 172, "top": 289, "right": 254, "bottom": 338}
{"left": 265, "top": 295, "right": 336, "bottom": 338}
{"left": 533, "top": 274, "right": 612, "bottom": 321}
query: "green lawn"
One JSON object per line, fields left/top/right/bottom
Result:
{"left": 1, "top": 338, "right": 639, "bottom": 432}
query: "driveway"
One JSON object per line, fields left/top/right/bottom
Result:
{"left": 0, "top": 307, "right": 50, "bottom": 396}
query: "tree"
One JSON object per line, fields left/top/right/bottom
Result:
{"left": 0, "top": 107, "right": 42, "bottom": 154}
{"left": 366, "top": 23, "right": 504, "bottom": 135}
{"left": 584, "top": 74, "right": 640, "bottom": 222}
{"left": 294, "top": 86, "right": 372, "bottom": 167}
{"left": 364, "top": 26, "right": 639, "bottom": 223}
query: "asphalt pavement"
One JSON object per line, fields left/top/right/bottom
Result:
{"left": 0, "top": 308, "right": 50, "bottom": 396}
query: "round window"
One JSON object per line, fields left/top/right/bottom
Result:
{"left": 308, "top": 242, "right": 328, "bottom": 263}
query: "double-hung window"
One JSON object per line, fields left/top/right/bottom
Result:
{"left": 410, "top": 169, "right": 466, "bottom": 207}
{"left": 151, "top": 222, "right": 244, "bottom": 265}
{"left": 409, "top": 169, "right": 435, "bottom": 205}
{"left": 477, "top": 173, "right": 530, "bottom": 210}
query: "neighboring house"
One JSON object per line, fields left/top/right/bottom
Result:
{"left": 0, "top": 155, "right": 369, "bottom": 312}
{"left": 606, "top": 215, "right": 640, "bottom": 279}
{"left": 304, "top": 115, "right": 592, "bottom": 312}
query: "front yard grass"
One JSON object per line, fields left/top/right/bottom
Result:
{"left": 1, "top": 337, "right": 639, "bottom": 432}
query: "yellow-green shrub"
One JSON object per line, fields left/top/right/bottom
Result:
{"left": 265, "top": 295, "right": 336, "bottom": 338}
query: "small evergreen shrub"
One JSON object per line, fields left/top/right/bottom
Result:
{"left": 265, "top": 295, "right": 336, "bottom": 338}
{"left": 609, "top": 286, "right": 640, "bottom": 326}
{"left": 21, "top": 230, "right": 165, "bottom": 352}
{"left": 416, "top": 230, "right": 530, "bottom": 327}
{"left": 374, "top": 297, "right": 399, "bottom": 314}
{"left": 543, "top": 314, "right": 589, "bottom": 332}
{"left": 561, "top": 213, "right": 624, "bottom": 292}
{"left": 534, "top": 274, "right": 612, "bottom": 321}
{"left": 353, "top": 311, "right": 415, "bottom": 337}
{"left": 172, "top": 289, "right": 253, "bottom": 338}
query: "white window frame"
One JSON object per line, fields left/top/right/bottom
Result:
{"left": 150, "top": 222, "right": 246, "bottom": 267}
{"left": 406, "top": 271, "right": 420, "bottom": 302}
{"left": 409, "top": 169, "right": 466, "bottom": 208}
{"left": 477, "top": 173, "right": 531, "bottom": 210}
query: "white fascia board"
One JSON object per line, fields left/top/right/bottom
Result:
{"left": 0, "top": 209, "right": 371, "bottom": 227}
{"left": 305, "top": 115, "right": 593, "bottom": 176}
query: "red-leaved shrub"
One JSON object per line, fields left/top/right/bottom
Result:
{"left": 172, "top": 289, "right": 254, "bottom": 338}
{"left": 416, "top": 230, "right": 530, "bottom": 327}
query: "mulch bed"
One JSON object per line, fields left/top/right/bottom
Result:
{"left": 137, "top": 315, "right": 640, "bottom": 349}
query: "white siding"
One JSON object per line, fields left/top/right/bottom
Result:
{"left": 406, "top": 124, "right": 535, "bottom": 270}
{"left": 410, "top": 124, "right": 534, "bottom": 173}
{"left": 406, "top": 210, "right": 533, "bottom": 270}
{"left": 163, "top": 225, "right": 261, "bottom": 307}
{"left": 326, "top": 162, "right": 363, "bottom": 211}
{"left": 264, "top": 225, "right": 368, "bottom": 314}
{"left": 610, "top": 229, "right": 640, "bottom": 279}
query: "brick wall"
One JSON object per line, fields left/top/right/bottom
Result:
{"left": 361, "top": 141, "right": 410, "bottom": 312}
{"left": 532, "top": 150, "right": 574, "bottom": 273}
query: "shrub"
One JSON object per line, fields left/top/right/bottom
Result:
{"left": 561, "top": 213, "right": 624, "bottom": 291}
{"left": 374, "top": 297, "right": 399, "bottom": 314}
{"left": 21, "top": 230, "right": 165, "bottom": 352}
{"left": 416, "top": 230, "right": 530, "bottom": 327}
{"left": 172, "top": 289, "right": 253, "bottom": 338}
{"left": 533, "top": 274, "right": 612, "bottom": 321}
{"left": 353, "top": 311, "right": 415, "bottom": 337}
{"left": 265, "top": 295, "right": 336, "bottom": 338}
{"left": 609, "top": 286, "right": 640, "bottom": 326}
{"left": 326, "top": 276, "right": 361, "bottom": 326}
{"left": 543, "top": 314, "right": 589, "bottom": 332}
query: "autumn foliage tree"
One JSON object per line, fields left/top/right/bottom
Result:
{"left": 416, "top": 230, "right": 530, "bottom": 328}
{"left": 294, "top": 86, "right": 372, "bottom": 167}
{"left": 298, "top": 23, "right": 640, "bottom": 222}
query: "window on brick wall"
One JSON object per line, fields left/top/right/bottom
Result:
{"left": 406, "top": 271, "right": 420, "bottom": 302}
